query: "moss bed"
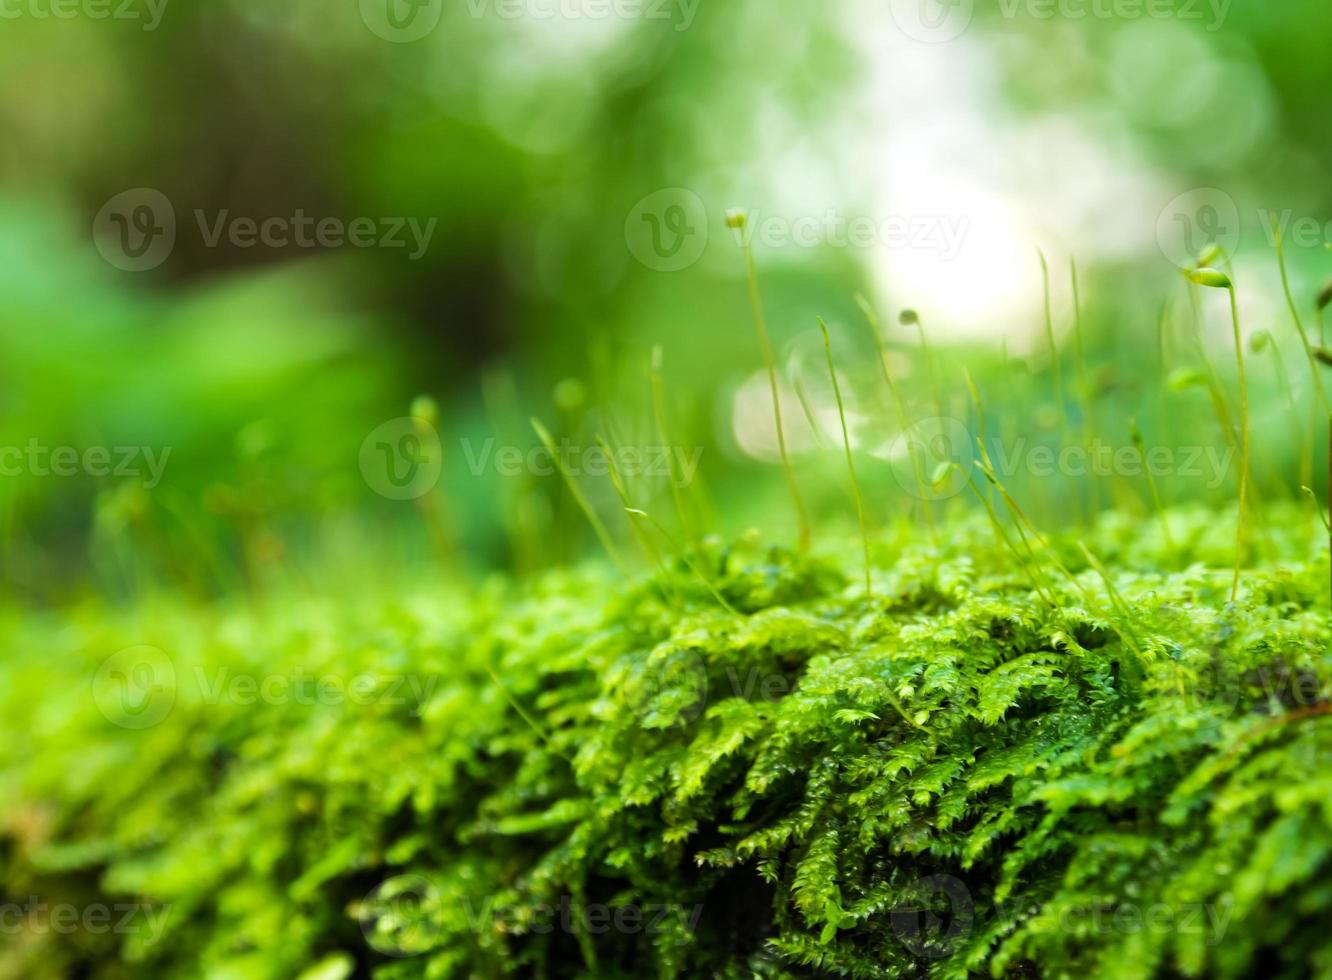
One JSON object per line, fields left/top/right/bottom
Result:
{"left": 2, "top": 506, "right": 1330, "bottom": 979}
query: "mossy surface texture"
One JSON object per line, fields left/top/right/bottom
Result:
{"left": 2, "top": 507, "right": 1330, "bottom": 979}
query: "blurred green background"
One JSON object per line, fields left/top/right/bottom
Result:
{"left": 3, "top": 0, "right": 1331, "bottom": 606}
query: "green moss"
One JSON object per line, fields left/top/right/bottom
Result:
{"left": 1, "top": 508, "right": 1330, "bottom": 979}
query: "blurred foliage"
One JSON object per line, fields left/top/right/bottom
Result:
{"left": 3, "top": 0, "right": 1332, "bottom": 599}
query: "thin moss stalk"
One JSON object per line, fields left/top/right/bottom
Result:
{"left": 531, "top": 417, "right": 626, "bottom": 573}
{"left": 1181, "top": 284, "right": 1274, "bottom": 560}
{"left": 650, "top": 346, "right": 702, "bottom": 552}
{"left": 900, "top": 307, "right": 946, "bottom": 426}
{"left": 483, "top": 368, "right": 545, "bottom": 575}
{"left": 596, "top": 434, "right": 677, "bottom": 606}
{"left": 1271, "top": 215, "right": 1329, "bottom": 414}
{"left": 626, "top": 506, "right": 740, "bottom": 617}
{"left": 1070, "top": 257, "right": 1099, "bottom": 518}
{"left": 857, "top": 294, "right": 937, "bottom": 541}
{"left": 818, "top": 317, "right": 872, "bottom": 597}
{"left": 1186, "top": 268, "right": 1250, "bottom": 600}
{"left": 1254, "top": 331, "right": 1313, "bottom": 517}
{"left": 1227, "top": 282, "right": 1251, "bottom": 601}
{"left": 1130, "top": 418, "right": 1177, "bottom": 560}
{"left": 1038, "top": 251, "right": 1070, "bottom": 442}
{"left": 728, "top": 209, "right": 811, "bottom": 551}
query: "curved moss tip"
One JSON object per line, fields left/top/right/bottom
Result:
{"left": 1128, "top": 418, "right": 1144, "bottom": 447}
{"left": 928, "top": 460, "right": 955, "bottom": 488}
{"left": 1186, "top": 267, "right": 1233, "bottom": 290}
{"left": 1195, "top": 243, "right": 1225, "bottom": 268}
{"left": 410, "top": 395, "right": 440, "bottom": 428}
{"left": 1313, "top": 347, "right": 1332, "bottom": 368}
{"left": 1249, "top": 329, "right": 1272, "bottom": 354}
{"left": 899, "top": 309, "right": 920, "bottom": 326}
{"left": 724, "top": 208, "right": 746, "bottom": 231}
{"left": 1166, "top": 367, "right": 1208, "bottom": 390}
{"left": 1316, "top": 280, "right": 1332, "bottom": 312}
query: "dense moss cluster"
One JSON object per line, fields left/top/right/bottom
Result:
{"left": 2, "top": 507, "right": 1330, "bottom": 979}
